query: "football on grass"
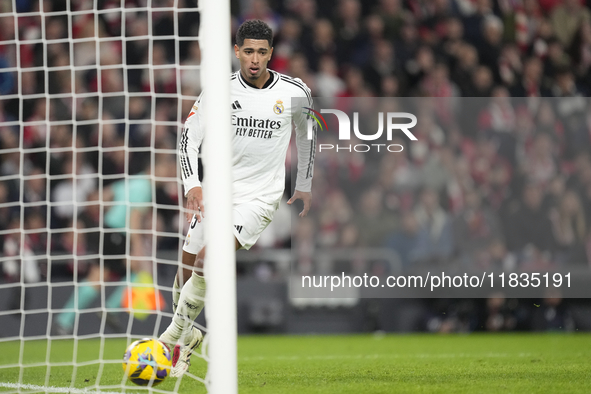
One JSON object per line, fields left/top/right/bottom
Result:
{"left": 122, "top": 338, "right": 172, "bottom": 386}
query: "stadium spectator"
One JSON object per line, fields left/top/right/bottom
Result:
{"left": 497, "top": 43, "right": 522, "bottom": 87}
{"left": 51, "top": 152, "right": 98, "bottom": 227}
{"left": 240, "top": 0, "right": 281, "bottom": 33}
{"left": 550, "top": 0, "right": 591, "bottom": 48}
{"left": 353, "top": 187, "right": 398, "bottom": 247}
{"left": 503, "top": 181, "right": 556, "bottom": 256}
{"left": 384, "top": 211, "right": 421, "bottom": 268}
{"left": 303, "top": 19, "right": 337, "bottom": 71}
{"left": 315, "top": 55, "right": 346, "bottom": 98}
{"left": 480, "top": 238, "right": 518, "bottom": 272}
{"left": 544, "top": 36, "right": 570, "bottom": 78}
{"left": 530, "top": 292, "right": 575, "bottom": 331}
{"left": 2, "top": 217, "right": 42, "bottom": 313}
{"left": 450, "top": 44, "right": 480, "bottom": 95}
{"left": 521, "top": 132, "right": 559, "bottom": 187}
{"left": 412, "top": 187, "right": 454, "bottom": 265}
{"left": 454, "top": 188, "right": 502, "bottom": 267}
{"left": 270, "top": 17, "right": 302, "bottom": 73}
{"left": 377, "top": 0, "right": 409, "bottom": 42}
{"left": 317, "top": 190, "right": 354, "bottom": 247}
{"left": 569, "top": 21, "right": 591, "bottom": 86}
{"left": 550, "top": 189, "right": 588, "bottom": 265}
{"left": 181, "top": 41, "right": 202, "bottom": 96}
{"left": 510, "top": 56, "right": 550, "bottom": 97}
{"left": 363, "top": 39, "right": 399, "bottom": 93}
{"left": 333, "top": 0, "right": 363, "bottom": 66}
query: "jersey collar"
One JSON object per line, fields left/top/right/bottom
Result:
{"left": 238, "top": 69, "right": 276, "bottom": 90}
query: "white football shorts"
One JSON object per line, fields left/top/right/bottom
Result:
{"left": 182, "top": 199, "right": 278, "bottom": 253}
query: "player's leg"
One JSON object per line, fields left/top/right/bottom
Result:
{"left": 174, "top": 214, "right": 206, "bottom": 307}
{"left": 166, "top": 202, "right": 276, "bottom": 377}
{"left": 168, "top": 238, "right": 242, "bottom": 377}
{"left": 161, "top": 240, "right": 241, "bottom": 377}
{"left": 167, "top": 215, "right": 241, "bottom": 316}
{"left": 170, "top": 248, "right": 203, "bottom": 315}
{"left": 160, "top": 214, "right": 207, "bottom": 349}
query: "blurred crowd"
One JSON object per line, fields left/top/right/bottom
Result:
{"left": 294, "top": 94, "right": 591, "bottom": 276}
{"left": 1, "top": 0, "right": 591, "bottom": 331}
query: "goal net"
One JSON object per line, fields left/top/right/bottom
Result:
{"left": 0, "top": 0, "right": 233, "bottom": 392}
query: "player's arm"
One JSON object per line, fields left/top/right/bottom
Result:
{"left": 179, "top": 93, "right": 205, "bottom": 222}
{"left": 288, "top": 90, "right": 315, "bottom": 217}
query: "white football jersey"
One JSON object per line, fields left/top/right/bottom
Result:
{"left": 179, "top": 69, "right": 315, "bottom": 206}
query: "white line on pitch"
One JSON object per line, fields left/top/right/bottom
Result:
{"left": 238, "top": 352, "right": 534, "bottom": 361}
{"left": 0, "top": 382, "right": 139, "bottom": 394}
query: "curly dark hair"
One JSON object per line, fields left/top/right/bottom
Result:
{"left": 235, "top": 19, "right": 273, "bottom": 48}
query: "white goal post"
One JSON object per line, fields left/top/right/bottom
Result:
{"left": 199, "top": 0, "right": 237, "bottom": 393}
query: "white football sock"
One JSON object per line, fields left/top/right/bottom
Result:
{"left": 171, "top": 275, "right": 180, "bottom": 314}
{"left": 160, "top": 272, "right": 206, "bottom": 346}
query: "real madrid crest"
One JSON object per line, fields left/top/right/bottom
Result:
{"left": 273, "top": 99, "right": 284, "bottom": 114}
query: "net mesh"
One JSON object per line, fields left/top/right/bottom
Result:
{"left": 0, "top": 0, "right": 206, "bottom": 392}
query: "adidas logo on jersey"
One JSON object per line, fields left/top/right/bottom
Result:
{"left": 234, "top": 225, "right": 243, "bottom": 234}
{"left": 231, "top": 100, "right": 242, "bottom": 110}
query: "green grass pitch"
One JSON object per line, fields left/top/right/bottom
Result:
{"left": 0, "top": 333, "right": 590, "bottom": 393}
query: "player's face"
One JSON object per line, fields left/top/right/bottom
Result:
{"left": 235, "top": 39, "right": 273, "bottom": 83}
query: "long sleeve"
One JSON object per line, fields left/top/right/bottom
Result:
{"left": 179, "top": 93, "right": 204, "bottom": 196}
{"left": 293, "top": 93, "right": 316, "bottom": 192}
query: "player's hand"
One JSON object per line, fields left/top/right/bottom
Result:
{"left": 186, "top": 186, "right": 204, "bottom": 223}
{"left": 287, "top": 190, "right": 312, "bottom": 217}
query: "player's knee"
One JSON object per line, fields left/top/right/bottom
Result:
{"left": 194, "top": 256, "right": 204, "bottom": 270}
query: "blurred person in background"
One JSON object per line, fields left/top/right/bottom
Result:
{"left": 384, "top": 211, "right": 422, "bottom": 269}
{"left": 483, "top": 294, "right": 527, "bottom": 331}
{"left": 181, "top": 41, "right": 202, "bottom": 96}
{"left": 294, "top": 216, "right": 316, "bottom": 275}
{"left": 377, "top": 0, "right": 410, "bottom": 42}
{"left": 353, "top": 187, "right": 398, "bottom": 248}
{"left": 569, "top": 21, "right": 591, "bottom": 87}
{"left": 478, "top": 15, "right": 504, "bottom": 73}
{"left": 551, "top": 67, "right": 589, "bottom": 160}
{"left": 530, "top": 290, "right": 575, "bottom": 331}
{"left": 333, "top": 0, "right": 363, "bottom": 66}
{"left": 497, "top": 43, "right": 523, "bottom": 88}
{"left": 363, "top": 39, "right": 399, "bottom": 94}
{"left": 2, "top": 217, "right": 41, "bottom": 313}
{"left": 303, "top": 19, "right": 338, "bottom": 72}
{"left": 543, "top": 37, "right": 571, "bottom": 81}
{"left": 450, "top": 43, "right": 480, "bottom": 96}
{"left": 550, "top": 189, "right": 588, "bottom": 265}
{"left": 51, "top": 152, "right": 98, "bottom": 228}
{"left": 412, "top": 187, "right": 454, "bottom": 266}
{"left": 503, "top": 181, "right": 556, "bottom": 258}
{"left": 269, "top": 17, "right": 302, "bottom": 73}
{"left": 317, "top": 190, "right": 353, "bottom": 247}
{"left": 454, "top": 188, "right": 502, "bottom": 267}
{"left": 510, "top": 56, "right": 550, "bottom": 97}
{"left": 551, "top": 0, "right": 591, "bottom": 48}
{"left": 521, "top": 132, "right": 559, "bottom": 187}
{"left": 479, "top": 238, "right": 518, "bottom": 272}
{"left": 53, "top": 155, "right": 171, "bottom": 334}
{"left": 315, "top": 56, "right": 346, "bottom": 98}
